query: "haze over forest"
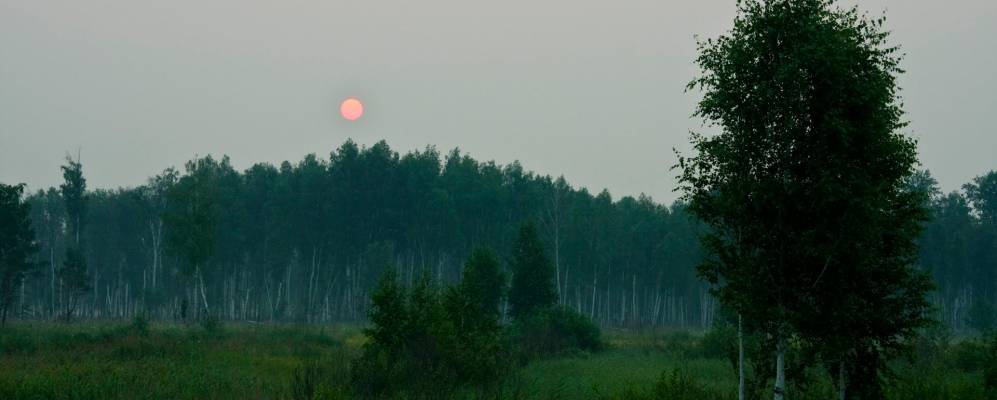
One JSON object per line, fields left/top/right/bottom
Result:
{"left": 2, "top": 1, "right": 997, "bottom": 398}
{"left": 2, "top": 0, "right": 995, "bottom": 202}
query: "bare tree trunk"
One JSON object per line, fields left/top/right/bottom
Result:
{"left": 50, "top": 246, "right": 55, "bottom": 316}
{"left": 739, "top": 314, "right": 746, "bottom": 400}
{"left": 774, "top": 336, "right": 786, "bottom": 400}
{"left": 838, "top": 361, "right": 846, "bottom": 400}
{"left": 196, "top": 264, "right": 210, "bottom": 315}
{"left": 591, "top": 272, "right": 597, "bottom": 320}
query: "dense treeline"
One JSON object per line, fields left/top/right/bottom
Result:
{"left": 915, "top": 170, "right": 997, "bottom": 332}
{"left": 1, "top": 140, "right": 994, "bottom": 332}
{"left": 11, "top": 140, "right": 707, "bottom": 328}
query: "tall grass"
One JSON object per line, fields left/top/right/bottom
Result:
{"left": 0, "top": 321, "right": 358, "bottom": 399}
{"left": 0, "top": 323, "right": 990, "bottom": 399}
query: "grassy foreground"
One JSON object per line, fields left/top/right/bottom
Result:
{"left": 0, "top": 322, "right": 986, "bottom": 399}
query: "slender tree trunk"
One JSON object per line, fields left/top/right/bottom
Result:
{"left": 196, "top": 264, "right": 210, "bottom": 315}
{"left": 774, "top": 336, "right": 786, "bottom": 400}
{"left": 591, "top": 272, "right": 597, "bottom": 320}
{"left": 50, "top": 246, "right": 55, "bottom": 316}
{"left": 838, "top": 361, "right": 846, "bottom": 400}
{"left": 739, "top": 314, "right": 746, "bottom": 400}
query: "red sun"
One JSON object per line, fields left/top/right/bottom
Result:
{"left": 340, "top": 98, "right": 364, "bottom": 121}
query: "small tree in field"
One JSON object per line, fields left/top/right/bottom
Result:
{"left": 351, "top": 268, "right": 408, "bottom": 398}
{"left": 508, "top": 221, "right": 557, "bottom": 320}
{"left": 445, "top": 247, "right": 507, "bottom": 387}
{"left": 0, "top": 183, "right": 38, "bottom": 326}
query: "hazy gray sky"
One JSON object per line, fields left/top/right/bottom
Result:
{"left": 1, "top": 0, "right": 994, "bottom": 203}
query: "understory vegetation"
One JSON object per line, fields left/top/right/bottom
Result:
{"left": 0, "top": 321, "right": 992, "bottom": 399}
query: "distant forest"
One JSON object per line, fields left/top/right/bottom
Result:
{"left": 10, "top": 139, "right": 997, "bottom": 330}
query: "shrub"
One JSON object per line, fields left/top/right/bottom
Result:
{"left": 698, "top": 325, "right": 735, "bottom": 361}
{"left": 201, "top": 315, "right": 223, "bottom": 334}
{"left": 130, "top": 313, "right": 150, "bottom": 337}
{"left": 985, "top": 335, "right": 997, "bottom": 396}
{"left": 509, "top": 306, "right": 602, "bottom": 361}
{"left": 351, "top": 269, "right": 500, "bottom": 399}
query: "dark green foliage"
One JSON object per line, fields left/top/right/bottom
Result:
{"left": 509, "top": 222, "right": 557, "bottom": 320}
{"left": 59, "top": 156, "right": 86, "bottom": 247}
{"left": 352, "top": 267, "right": 503, "bottom": 399}
{"left": 509, "top": 306, "right": 602, "bottom": 361}
{"left": 965, "top": 172, "right": 997, "bottom": 226}
{"left": 12, "top": 139, "right": 715, "bottom": 329}
{"left": 681, "top": 0, "right": 933, "bottom": 395}
{"left": 984, "top": 335, "right": 997, "bottom": 397}
{"left": 454, "top": 247, "right": 506, "bottom": 322}
{"left": 162, "top": 156, "right": 227, "bottom": 315}
{"left": 129, "top": 313, "right": 150, "bottom": 337}
{"left": 852, "top": 328, "right": 989, "bottom": 399}
{"left": 445, "top": 247, "right": 509, "bottom": 387}
{"left": 58, "top": 247, "right": 90, "bottom": 319}
{"left": 352, "top": 244, "right": 592, "bottom": 397}
{"left": 351, "top": 269, "right": 408, "bottom": 398}
{"left": 0, "top": 183, "right": 38, "bottom": 326}
{"left": 58, "top": 156, "right": 91, "bottom": 321}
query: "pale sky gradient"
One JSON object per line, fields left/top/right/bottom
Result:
{"left": 1, "top": 0, "right": 994, "bottom": 203}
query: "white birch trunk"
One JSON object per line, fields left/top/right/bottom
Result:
{"left": 838, "top": 361, "right": 846, "bottom": 400}
{"left": 774, "top": 336, "right": 786, "bottom": 400}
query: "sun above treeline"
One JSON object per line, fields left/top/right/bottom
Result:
{"left": 340, "top": 98, "right": 364, "bottom": 121}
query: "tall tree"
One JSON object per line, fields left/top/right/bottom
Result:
{"left": 58, "top": 155, "right": 90, "bottom": 319}
{"left": 0, "top": 183, "right": 39, "bottom": 325}
{"left": 508, "top": 221, "right": 557, "bottom": 319}
{"left": 965, "top": 171, "right": 997, "bottom": 305}
{"left": 164, "top": 156, "right": 223, "bottom": 317}
{"left": 681, "top": 0, "right": 932, "bottom": 398}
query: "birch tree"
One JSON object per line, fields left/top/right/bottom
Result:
{"left": 681, "top": 0, "right": 931, "bottom": 398}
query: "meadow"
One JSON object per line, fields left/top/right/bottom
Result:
{"left": 0, "top": 321, "right": 987, "bottom": 399}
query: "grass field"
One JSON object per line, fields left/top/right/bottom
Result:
{"left": 0, "top": 321, "right": 987, "bottom": 399}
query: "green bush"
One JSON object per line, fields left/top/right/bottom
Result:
{"left": 984, "top": 335, "right": 997, "bottom": 396}
{"left": 698, "top": 326, "right": 736, "bottom": 361}
{"left": 130, "top": 313, "right": 150, "bottom": 336}
{"left": 509, "top": 306, "right": 602, "bottom": 361}
{"left": 201, "top": 315, "right": 223, "bottom": 334}
{"left": 351, "top": 269, "right": 509, "bottom": 399}
{"left": 948, "top": 339, "right": 987, "bottom": 372}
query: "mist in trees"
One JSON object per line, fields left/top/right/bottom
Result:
{"left": 0, "top": 138, "right": 992, "bottom": 341}
{"left": 5, "top": 140, "right": 709, "bottom": 328}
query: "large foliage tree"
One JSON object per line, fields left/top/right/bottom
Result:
{"left": 163, "top": 156, "right": 226, "bottom": 317}
{"left": 0, "top": 183, "right": 38, "bottom": 325}
{"left": 680, "top": 0, "right": 932, "bottom": 398}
